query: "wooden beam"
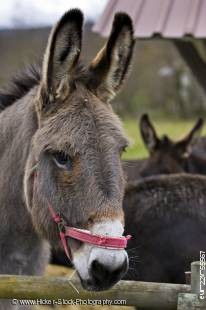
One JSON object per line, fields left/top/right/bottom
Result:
{"left": 174, "top": 41, "right": 206, "bottom": 92}
{"left": 0, "top": 275, "right": 190, "bottom": 309}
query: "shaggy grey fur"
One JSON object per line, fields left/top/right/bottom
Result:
{"left": 0, "top": 8, "right": 134, "bottom": 309}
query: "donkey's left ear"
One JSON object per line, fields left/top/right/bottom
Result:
{"left": 42, "top": 9, "right": 83, "bottom": 100}
{"left": 175, "top": 118, "right": 204, "bottom": 156}
{"left": 88, "top": 12, "right": 134, "bottom": 102}
{"left": 140, "top": 114, "right": 160, "bottom": 153}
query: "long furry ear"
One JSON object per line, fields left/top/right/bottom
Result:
{"left": 140, "top": 114, "right": 160, "bottom": 153}
{"left": 42, "top": 9, "right": 83, "bottom": 100}
{"left": 88, "top": 12, "right": 134, "bottom": 102}
{"left": 175, "top": 118, "right": 204, "bottom": 156}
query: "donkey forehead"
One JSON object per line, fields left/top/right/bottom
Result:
{"left": 35, "top": 94, "right": 128, "bottom": 153}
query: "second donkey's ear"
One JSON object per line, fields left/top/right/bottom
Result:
{"left": 88, "top": 12, "right": 134, "bottom": 102}
{"left": 41, "top": 9, "right": 83, "bottom": 103}
{"left": 140, "top": 114, "right": 160, "bottom": 153}
{"left": 175, "top": 118, "right": 204, "bottom": 157}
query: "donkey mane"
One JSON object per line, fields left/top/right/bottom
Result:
{"left": 0, "top": 64, "right": 41, "bottom": 112}
{"left": 0, "top": 62, "right": 92, "bottom": 113}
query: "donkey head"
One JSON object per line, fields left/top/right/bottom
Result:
{"left": 139, "top": 114, "right": 203, "bottom": 177}
{"left": 24, "top": 9, "right": 134, "bottom": 291}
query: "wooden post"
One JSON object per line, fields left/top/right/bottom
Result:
{"left": 0, "top": 275, "right": 190, "bottom": 309}
{"left": 174, "top": 40, "right": 206, "bottom": 92}
{"left": 191, "top": 261, "right": 201, "bottom": 295}
{"left": 191, "top": 261, "right": 206, "bottom": 300}
{"left": 178, "top": 261, "right": 206, "bottom": 309}
{"left": 185, "top": 271, "right": 191, "bottom": 285}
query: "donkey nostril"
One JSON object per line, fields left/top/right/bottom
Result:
{"left": 91, "top": 260, "right": 109, "bottom": 281}
{"left": 90, "top": 258, "right": 128, "bottom": 288}
{"left": 88, "top": 217, "right": 94, "bottom": 225}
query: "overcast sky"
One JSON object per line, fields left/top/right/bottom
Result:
{"left": 0, "top": 0, "right": 107, "bottom": 28}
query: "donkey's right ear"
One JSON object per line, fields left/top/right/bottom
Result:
{"left": 41, "top": 9, "right": 83, "bottom": 101}
{"left": 140, "top": 114, "right": 159, "bottom": 153}
{"left": 175, "top": 118, "right": 204, "bottom": 156}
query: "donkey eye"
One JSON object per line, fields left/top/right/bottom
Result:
{"left": 52, "top": 152, "right": 72, "bottom": 170}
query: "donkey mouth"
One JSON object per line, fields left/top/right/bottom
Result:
{"left": 72, "top": 220, "right": 129, "bottom": 291}
{"left": 79, "top": 275, "right": 122, "bottom": 292}
{"left": 77, "top": 257, "right": 128, "bottom": 291}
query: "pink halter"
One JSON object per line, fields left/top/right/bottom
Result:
{"left": 48, "top": 203, "right": 131, "bottom": 261}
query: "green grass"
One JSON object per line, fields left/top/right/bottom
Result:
{"left": 122, "top": 118, "right": 206, "bottom": 159}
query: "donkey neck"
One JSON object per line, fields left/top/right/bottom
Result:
{"left": 0, "top": 86, "right": 38, "bottom": 149}
{"left": 0, "top": 86, "right": 38, "bottom": 226}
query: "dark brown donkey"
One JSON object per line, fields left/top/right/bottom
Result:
{"left": 123, "top": 114, "right": 204, "bottom": 180}
{"left": 0, "top": 8, "right": 135, "bottom": 299}
{"left": 124, "top": 174, "right": 206, "bottom": 284}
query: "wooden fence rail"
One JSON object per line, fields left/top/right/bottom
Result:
{"left": 0, "top": 261, "right": 205, "bottom": 309}
{"left": 0, "top": 275, "right": 190, "bottom": 309}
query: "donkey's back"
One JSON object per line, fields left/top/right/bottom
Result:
{"left": 124, "top": 173, "right": 206, "bottom": 283}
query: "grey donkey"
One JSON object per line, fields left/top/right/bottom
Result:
{"left": 0, "top": 8, "right": 135, "bottom": 308}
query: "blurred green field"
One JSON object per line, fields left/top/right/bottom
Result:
{"left": 122, "top": 118, "right": 206, "bottom": 159}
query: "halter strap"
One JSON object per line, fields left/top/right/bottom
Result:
{"left": 48, "top": 203, "right": 131, "bottom": 261}
{"left": 64, "top": 227, "right": 131, "bottom": 248}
